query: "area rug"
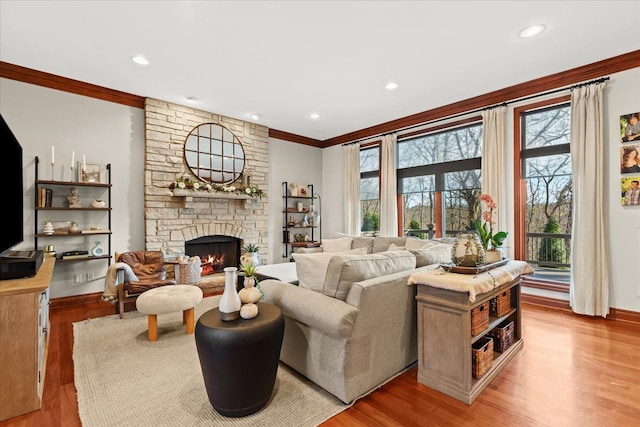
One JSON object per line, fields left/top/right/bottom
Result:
{"left": 73, "top": 296, "right": 349, "bottom": 426}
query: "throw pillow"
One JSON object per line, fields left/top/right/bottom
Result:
{"left": 321, "top": 236, "right": 353, "bottom": 253}
{"left": 387, "top": 243, "right": 406, "bottom": 251}
{"left": 405, "top": 237, "right": 430, "bottom": 251}
{"left": 293, "top": 247, "right": 368, "bottom": 292}
{"left": 411, "top": 243, "right": 453, "bottom": 267}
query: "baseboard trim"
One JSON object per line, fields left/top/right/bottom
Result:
{"left": 522, "top": 294, "right": 640, "bottom": 325}
{"left": 50, "top": 292, "right": 107, "bottom": 309}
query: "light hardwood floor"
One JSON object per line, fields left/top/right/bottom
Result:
{"left": 1, "top": 301, "right": 639, "bottom": 427}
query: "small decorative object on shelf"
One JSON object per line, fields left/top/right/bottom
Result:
{"left": 91, "top": 199, "right": 106, "bottom": 208}
{"left": 90, "top": 241, "right": 105, "bottom": 257}
{"left": 43, "top": 219, "right": 54, "bottom": 235}
{"left": 66, "top": 187, "right": 81, "bottom": 208}
{"left": 68, "top": 221, "right": 81, "bottom": 235}
{"left": 219, "top": 267, "right": 241, "bottom": 321}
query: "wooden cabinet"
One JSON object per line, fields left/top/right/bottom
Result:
{"left": 281, "top": 182, "right": 321, "bottom": 259}
{"left": 34, "top": 156, "right": 112, "bottom": 266}
{"left": 0, "top": 256, "right": 54, "bottom": 421}
{"left": 415, "top": 276, "right": 523, "bottom": 404}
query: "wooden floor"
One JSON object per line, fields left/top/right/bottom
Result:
{"left": 2, "top": 301, "right": 639, "bottom": 427}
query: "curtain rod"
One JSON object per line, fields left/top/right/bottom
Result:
{"left": 342, "top": 76, "right": 610, "bottom": 147}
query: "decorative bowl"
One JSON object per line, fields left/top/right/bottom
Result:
{"left": 91, "top": 199, "right": 106, "bottom": 208}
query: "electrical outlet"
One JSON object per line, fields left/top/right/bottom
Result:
{"left": 86, "top": 272, "right": 94, "bottom": 281}
{"left": 74, "top": 274, "right": 82, "bottom": 284}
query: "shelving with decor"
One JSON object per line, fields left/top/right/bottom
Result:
{"left": 33, "top": 156, "right": 112, "bottom": 265}
{"left": 282, "top": 181, "right": 321, "bottom": 259}
{"left": 414, "top": 273, "right": 523, "bottom": 405}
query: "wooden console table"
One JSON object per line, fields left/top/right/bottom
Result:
{"left": 408, "top": 260, "right": 532, "bottom": 404}
{"left": 0, "top": 255, "right": 55, "bottom": 421}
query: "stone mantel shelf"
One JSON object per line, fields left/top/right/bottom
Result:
{"left": 170, "top": 189, "right": 253, "bottom": 200}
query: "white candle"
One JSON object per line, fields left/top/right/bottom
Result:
{"left": 51, "top": 145, "right": 55, "bottom": 163}
{"left": 83, "top": 155, "right": 86, "bottom": 171}
{"left": 71, "top": 150, "right": 75, "bottom": 166}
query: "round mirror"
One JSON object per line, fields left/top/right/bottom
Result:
{"left": 184, "top": 123, "right": 245, "bottom": 185}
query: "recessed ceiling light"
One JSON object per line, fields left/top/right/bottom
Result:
{"left": 185, "top": 96, "right": 198, "bottom": 103}
{"left": 308, "top": 113, "right": 320, "bottom": 120}
{"left": 385, "top": 81, "right": 399, "bottom": 90}
{"left": 249, "top": 113, "right": 261, "bottom": 120}
{"left": 131, "top": 55, "right": 149, "bottom": 65}
{"left": 517, "top": 24, "right": 545, "bottom": 39}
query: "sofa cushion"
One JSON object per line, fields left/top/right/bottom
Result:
{"left": 321, "top": 237, "right": 353, "bottom": 253}
{"left": 351, "top": 236, "right": 375, "bottom": 253}
{"left": 373, "top": 236, "right": 408, "bottom": 253}
{"left": 293, "top": 247, "right": 368, "bottom": 292}
{"left": 323, "top": 250, "right": 416, "bottom": 301}
{"left": 411, "top": 243, "right": 453, "bottom": 267}
{"left": 387, "top": 243, "right": 406, "bottom": 251}
{"left": 405, "top": 237, "right": 431, "bottom": 251}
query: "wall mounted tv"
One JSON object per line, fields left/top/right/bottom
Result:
{"left": 0, "top": 113, "right": 25, "bottom": 257}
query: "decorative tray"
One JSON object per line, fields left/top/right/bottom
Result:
{"left": 440, "top": 258, "right": 510, "bottom": 274}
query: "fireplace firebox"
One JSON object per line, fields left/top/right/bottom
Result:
{"left": 184, "top": 235, "right": 241, "bottom": 276}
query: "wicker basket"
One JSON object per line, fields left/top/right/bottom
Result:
{"left": 488, "top": 320, "right": 514, "bottom": 353}
{"left": 176, "top": 259, "right": 201, "bottom": 285}
{"left": 472, "top": 336, "right": 494, "bottom": 379}
{"left": 490, "top": 289, "right": 511, "bottom": 317}
{"left": 471, "top": 301, "right": 489, "bottom": 336}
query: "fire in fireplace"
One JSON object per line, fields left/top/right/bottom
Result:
{"left": 184, "top": 235, "right": 241, "bottom": 276}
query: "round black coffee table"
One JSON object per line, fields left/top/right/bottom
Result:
{"left": 195, "top": 302, "right": 284, "bottom": 417}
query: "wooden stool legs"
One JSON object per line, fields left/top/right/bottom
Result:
{"left": 146, "top": 308, "right": 195, "bottom": 342}
{"left": 147, "top": 314, "right": 158, "bottom": 342}
{"left": 185, "top": 308, "right": 195, "bottom": 334}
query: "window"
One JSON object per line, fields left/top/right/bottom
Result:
{"left": 515, "top": 98, "right": 572, "bottom": 286}
{"left": 360, "top": 146, "right": 380, "bottom": 235}
{"left": 397, "top": 123, "right": 482, "bottom": 238}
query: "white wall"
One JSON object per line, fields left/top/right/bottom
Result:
{"left": 1, "top": 78, "right": 145, "bottom": 298}
{"left": 267, "top": 138, "right": 322, "bottom": 264}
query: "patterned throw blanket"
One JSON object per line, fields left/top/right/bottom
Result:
{"left": 407, "top": 260, "right": 534, "bottom": 302}
{"left": 102, "top": 262, "right": 138, "bottom": 302}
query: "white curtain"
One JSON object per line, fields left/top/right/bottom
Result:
{"left": 569, "top": 82, "right": 609, "bottom": 317}
{"left": 344, "top": 143, "right": 361, "bottom": 236}
{"left": 380, "top": 133, "right": 398, "bottom": 236}
{"left": 481, "top": 106, "right": 507, "bottom": 238}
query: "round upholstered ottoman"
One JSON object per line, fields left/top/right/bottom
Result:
{"left": 136, "top": 285, "right": 203, "bottom": 341}
{"left": 195, "top": 302, "right": 284, "bottom": 417}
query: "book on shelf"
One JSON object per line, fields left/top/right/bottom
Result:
{"left": 61, "top": 254, "right": 90, "bottom": 260}
{"left": 81, "top": 229, "right": 110, "bottom": 234}
{"left": 38, "top": 188, "right": 53, "bottom": 207}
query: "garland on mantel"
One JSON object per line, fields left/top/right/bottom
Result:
{"left": 168, "top": 175, "right": 265, "bottom": 199}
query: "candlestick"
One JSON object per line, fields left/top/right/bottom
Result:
{"left": 71, "top": 150, "right": 75, "bottom": 166}
{"left": 51, "top": 145, "right": 55, "bottom": 163}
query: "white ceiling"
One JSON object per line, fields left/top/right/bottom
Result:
{"left": 1, "top": 1, "right": 639, "bottom": 142}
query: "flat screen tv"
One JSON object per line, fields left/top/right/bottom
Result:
{"left": 0, "top": 113, "right": 24, "bottom": 257}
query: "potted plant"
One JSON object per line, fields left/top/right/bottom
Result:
{"left": 241, "top": 243, "right": 260, "bottom": 266}
{"left": 239, "top": 261, "right": 263, "bottom": 303}
{"left": 475, "top": 193, "right": 508, "bottom": 263}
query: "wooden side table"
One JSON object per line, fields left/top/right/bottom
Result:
{"left": 195, "top": 302, "right": 284, "bottom": 417}
{"left": 413, "top": 272, "right": 524, "bottom": 404}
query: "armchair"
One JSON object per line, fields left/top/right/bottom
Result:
{"left": 115, "top": 251, "right": 176, "bottom": 318}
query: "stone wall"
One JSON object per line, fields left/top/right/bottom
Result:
{"left": 144, "top": 98, "right": 269, "bottom": 260}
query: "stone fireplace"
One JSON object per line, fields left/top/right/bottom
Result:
{"left": 142, "top": 98, "right": 269, "bottom": 262}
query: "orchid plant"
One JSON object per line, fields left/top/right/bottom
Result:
{"left": 475, "top": 193, "right": 508, "bottom": 250}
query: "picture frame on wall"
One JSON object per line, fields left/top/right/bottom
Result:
{"left": 621, "top": 144, "right": 640, "bottom": 174}
{"left": 78, "top": 162, "right": 101, "bottom": 183}
{"left": 620, "top": 112, "right": 640, "bottom": 143}
{"left": 621, "top": 176, "right": 640, "bottom": 206}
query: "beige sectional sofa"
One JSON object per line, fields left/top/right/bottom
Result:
{"left": 260, "top": 235, "right": 453, "bottom": 403}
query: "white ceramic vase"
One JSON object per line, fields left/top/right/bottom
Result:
{"left": 219, "top": 267, "right": 241, "bottom": 321}
{"left": 451, "top": 233, "right": 486, "bottom": 266}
